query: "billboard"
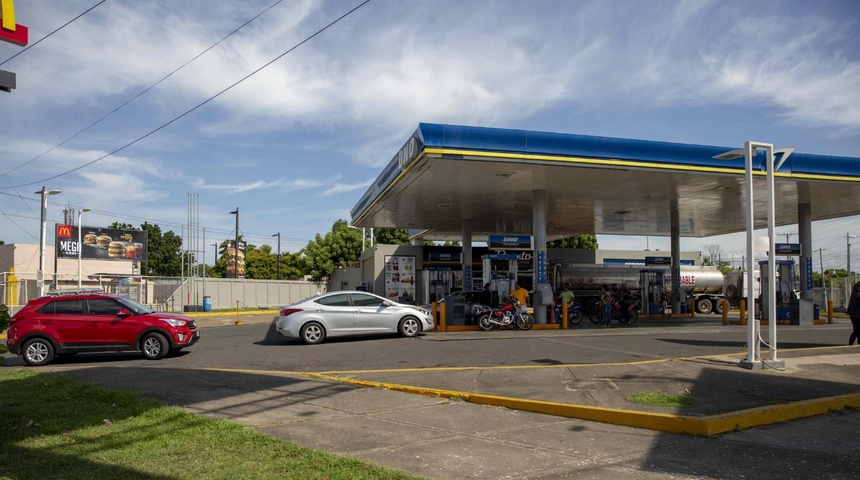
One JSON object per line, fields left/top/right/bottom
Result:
{"left": 223, "top": 240, "right": 246, "bottom": 278}
{"left": 55, "top": 224, "right": 148, "bottom": 261}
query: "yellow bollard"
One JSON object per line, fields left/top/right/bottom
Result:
{"left": 431, "top": 301, "right": 438, "bottom": 326}
{"left": 561, "top": 301, "right": 568, "bottom": 329}
{"left": 235, "top": 301, "right": 243, "bottom": 326}
{"left": 6, "top": 267, "right": 18, "bottom": 306}
{"left": 739, "top": 298, "right": 747, "bottom": 325}
{"left": 827, "top": 300, "right": 834, "bottom": 324}
{"left": 722, "top": 299, "right": 728, "bottom": 325}
{"left": 440, "top": 303, "right": 446, "bottom": 331}
{"left": 688, "top": 299, "right": 695, "bottom": 317}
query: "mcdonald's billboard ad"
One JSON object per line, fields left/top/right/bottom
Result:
{"left": 0, "top": 0, "right": 28, "bottom": 46}
{"left": 55, "top": 224, "right": 148, "bottom": 262}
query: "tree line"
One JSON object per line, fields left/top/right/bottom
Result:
{"left": 94, "top": 220, "right": 598, "bottom": 282}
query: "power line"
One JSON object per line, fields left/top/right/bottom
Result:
{"left": 0, "top": 1, "right": 108, "bottom": 67}
{"left": 2, "top": 0, "right": 285, "bottom": 177}
{"left": 5, "top": 0, "right": 373, "bottom": 190}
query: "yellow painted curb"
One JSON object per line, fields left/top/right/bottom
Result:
{"left": 302, "top": 371, "right": 860, "bottom": 437}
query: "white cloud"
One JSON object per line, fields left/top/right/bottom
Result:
{"left": 320, "top": 178, "right": 373, "bottom": 197}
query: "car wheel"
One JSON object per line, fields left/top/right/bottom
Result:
{"left": 300, "top": 322, "right": 325, "bottom": 344}
{"left": 141, "top": 332, "right": 169, "bottom": 360}
{"left": 22, "top": 338, "right": 55, "bottom": 366}
{"left": 398, "top": 316, "right": 421, "bottom": 337}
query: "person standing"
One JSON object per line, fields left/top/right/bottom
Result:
{"left": 848, "top": 281, "right": 860, "bottom": 345}
{"left": 480, "top": 283, "right": 493, "bottom": 306}
{"left": 601, "top": 285, "right": 613, "bottom": 327}
{"left": 510, "top": 282, "right": 529, "bottom": 309}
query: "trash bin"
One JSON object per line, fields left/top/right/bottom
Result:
{"left": 203, "top": 296, "right": 212, "bottom": 312}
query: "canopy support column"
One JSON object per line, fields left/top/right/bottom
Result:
{"left": 462, "top": 220, "right": 473, "bottom": 291}
{"left": 798, "top": 195, "right": 814, "bottom": 324}
{"left": 670, "top": 204, "right": 682, "bottom": 314}
{"left": 533, "top": 189, "right": 548, "bottom": 324}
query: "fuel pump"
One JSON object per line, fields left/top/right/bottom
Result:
{"left": 424, "top": 270, "right": 452, "bottom": 303}
{"left": 639, "top": 269, "right": 666, "bottom": 315}
{"left": 482, "top": 254, "right": 518, "bottom": 299}
{"left": 758, "top": 260, "right": 797, "bottom": 322}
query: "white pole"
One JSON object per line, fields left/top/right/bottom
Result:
{"left": 743, "top": 142, "right": 758, "bottom": 367}
{"left": 77, "top": 208, "right": 90, "bottom": 288}
{"left": 765, "top": 144, "right": 778, "bottom": 363}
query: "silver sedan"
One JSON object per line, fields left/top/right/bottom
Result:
{"left": 276, "top": 290, "right": 435, "bottom": 344}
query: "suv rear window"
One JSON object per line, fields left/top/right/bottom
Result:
{"left": 37, "top": 299, "right": 84, "bottom": 314}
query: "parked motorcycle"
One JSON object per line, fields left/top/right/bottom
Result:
{"left": 555, "top": 299, "right": 584, "bottom": 325}
{"left": 609, "top": 297, "right": 639, "bottom": 325}
{"left": 476, "top": 297, "right": 534, "bottom": 331}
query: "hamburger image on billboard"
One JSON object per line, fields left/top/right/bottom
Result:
{"left": 225, "top": 246, "right": 246, "bottom": 277}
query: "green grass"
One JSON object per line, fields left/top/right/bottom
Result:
{"left": 625, "top": 391, "right": 700, "bottom": 408}
{"left": 0, "top": 369, "right": 425, "bottom": 480}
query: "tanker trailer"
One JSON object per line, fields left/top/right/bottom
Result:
{"left": 550, "top": 263, "right": 730, "bottom": 315}
{"left": 668, "top": 266, "right": 727, "bottom": 314}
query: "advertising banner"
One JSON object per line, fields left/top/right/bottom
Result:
{"left": 223, "top": 240, "right": 246, "bottom": 278}
{"left": 384, "top": 255, "right": 415, "bottom": 303}
{"left": 55, "top": 224, "right": 147, "bottom": 261}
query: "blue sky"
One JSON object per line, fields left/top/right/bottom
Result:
{"left": 1, "top": 0, "right": 858, "bottom": 271}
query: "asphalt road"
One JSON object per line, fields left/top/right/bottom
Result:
{"left": 5, "top": 315, "right": 853, "bottom": 372}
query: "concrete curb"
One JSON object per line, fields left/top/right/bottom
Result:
{"left": 299, "top": 370, "right": 860, "bottom": 437}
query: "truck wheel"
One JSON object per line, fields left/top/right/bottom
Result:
{"left": 714, "top": 299, "right": 725, "bottom": 314}
{"left": 695, "top": 298, "right": 713, "bottom": 314}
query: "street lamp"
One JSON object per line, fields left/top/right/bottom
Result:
{"left": 35, "top": 186, "right": 61, "bottom": 297}
{"left": 272, "top": 232, "right": 281, "bottom": 280}
{"left": 77, "top": 208, "right": 91, "bottom": 288}
{"left": 229, "top": 208, "right": 239, "bottom": 278}
{"left": 348, "top": 225, "right": 366, "bottom": 251}
{"left": 715, "top": 142, "right": 793, "bottom": 370}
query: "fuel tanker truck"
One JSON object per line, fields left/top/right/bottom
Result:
{"left": 550, "top": 263, "right": 757, "bottom": 315}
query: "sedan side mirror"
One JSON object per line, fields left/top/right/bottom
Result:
{"left": 116, "top": 309, "right": 132, "bottom": 317}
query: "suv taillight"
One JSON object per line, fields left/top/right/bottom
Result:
{"left": 279, "top": 308, "right": 303, "bottom": 316}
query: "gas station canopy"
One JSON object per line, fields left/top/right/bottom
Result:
{"left": 351, "top": 123, "right": 860, "bottom": 241}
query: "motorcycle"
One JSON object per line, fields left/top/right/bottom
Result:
{"left": 476, "top": 296, "right": 534, "bottom": 331}
{"left": 609, "top": 297, "right": 640, "bottom": 325}
{"left": 555, "top": 299, "right": 584, "bottom": 325}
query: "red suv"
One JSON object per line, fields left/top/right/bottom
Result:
{"left": 6, "top": 289, "right": 200, "bottom": 366}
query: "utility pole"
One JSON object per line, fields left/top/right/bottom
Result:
{"left": 229, "top": 208, "right": 239, "bottom": 278}
{"left": 778, "top": 232, "right": 797, "bottom": 259}
{"left": 272, "top": 232, "right": 281, "bottom": 280}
